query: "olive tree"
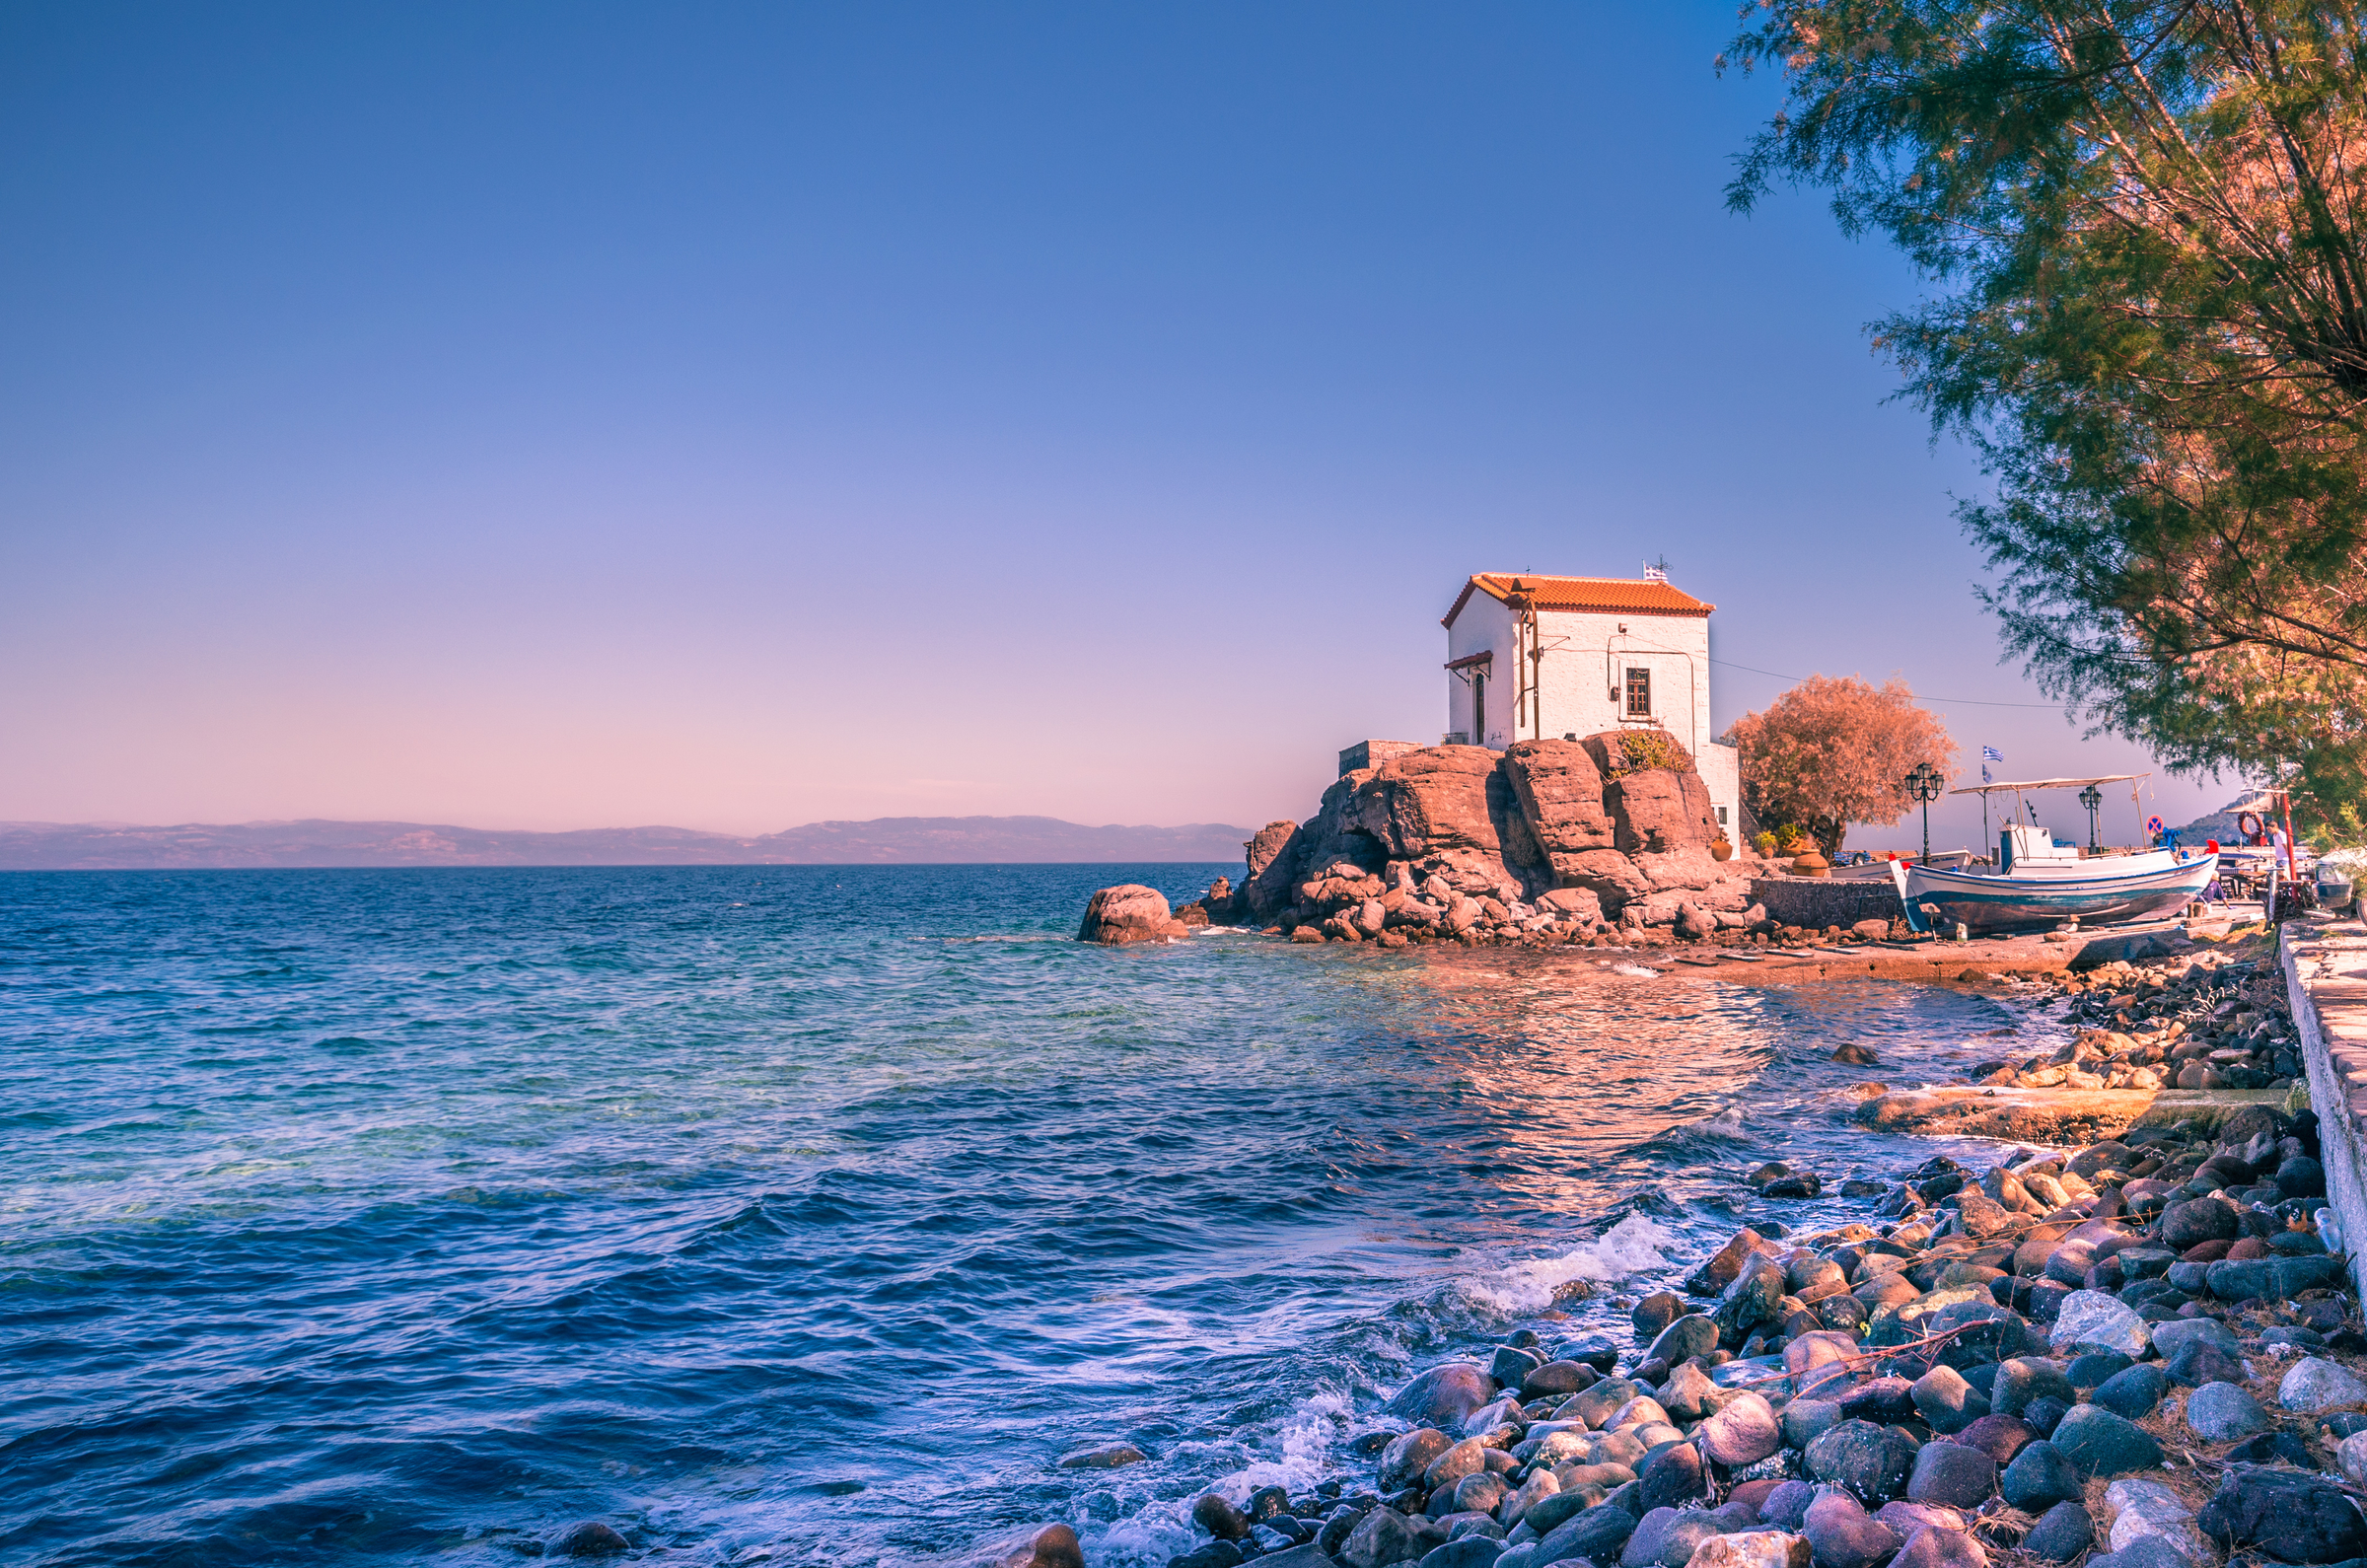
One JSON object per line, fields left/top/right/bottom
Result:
{"left": 1729, "top": 675, "right": 1961, "bottom": 853}
{"left": 1725, "top": 0, "right": 2367, "bottom": 827}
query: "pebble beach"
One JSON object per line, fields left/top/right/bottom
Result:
{"left": 1114, "top": 926, "right": 2367, "bottom": 1568}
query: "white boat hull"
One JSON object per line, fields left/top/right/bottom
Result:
{"left": 1894, "top": 854, "right": 2217, "bottom": 933}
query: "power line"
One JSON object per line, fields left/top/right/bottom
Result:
{"left": 1708, "top": 658, "right": 2070, "bottom": 710}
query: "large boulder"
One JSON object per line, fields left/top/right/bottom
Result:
{"left": 2158, "top": 1197, "right": 2239, "bottom": 1250}
{"left": 2024, "top": 1503, "right": 2095, "bottom": 1563}
{"left": 1553, "top": 847, "right": 1653, "bottom": 910}
{"left": 1342, "top": 1509, "right": 1434, "bottom": 1568}
{"left": 1700, "top": 1392, "right": 1784, "bottom": 1467}
{"left": 1501, "top": 740, "right": 1616, "bottom": 876}
{"left": 1686, "top": 1229, "right": 1782, "bottom": 1297}
{"left": 2101, "top": 1480, "right": 2205, "bottom": 1568}
{"left": 1906, "top": 1444, "right": 1996, "bottom": 1508}
{"left": 1353, "top": 748, "right": 1504, "bottom": 861}
{"left": 1633, "top": 846, "right": 1725, "bottom": 894}
{"left": 2050, "top": 1405, "right": 2163, "bottom": 1476}
{"left": 1623, "top": 1508, "right": 1721, "bottom": 1568}
{"left": 1605, "top": 766, "right": 1719, "bottom": 856}
{"left": 1388, "top": 1364, "right": 1495, "bottom": 1429}
{"left": 960, "top": 1524, "right": 1088, "bottom": 1568}
{"left": 2185, "top": 1382, "right": 2269, "bottom": 1443}
{"left": 1078, "top": 885, "right": 1189, "bottom": 944}
{"left": 2279, "top": 1358, "right": 2367, "bottom": 1413}
{"left": 1536, "top": 1499, "right": 1638, "bottom": 1566}
{"left": 2001, "top": 1442, "right": 2082, "bottom": 1511}
{"left": 2050, "top": 1291, "right": 2150, "bottom": 1358}
{"left": 1297, "top": 773, "right": 1392, "bottom": 883}
{"left": 2197, "top": 1469, "right": 2367, "bottom": 1563}
{"left": 1803, "top": 1488, "right": 1904, "bottom": 1568}
{"left": 1640, "top": 1442, "right": 1709, "bottom": 1511}
{"left": 1241, "top": 819, "right": 1304, "bottom": 916}
{"left": 1380, "top": 1429, "right": 1453, "bottom": 1489}
{"left": 1806, "top": 1420, "right": 1919, "bottom": 1503}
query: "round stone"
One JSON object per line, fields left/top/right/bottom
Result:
{"left": 2183, "top": 1382, "right": 2267, "bottom": 1443}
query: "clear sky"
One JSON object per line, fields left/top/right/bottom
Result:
{"left": 0, "top": 2, "right": 2236, "bottom": 851}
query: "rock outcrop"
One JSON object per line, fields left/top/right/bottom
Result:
{"left": 1228, "top": 731, "right": 1751, "bottom": 936}
{"left": 1078, "top": 729, "right": 1772, "bottom": 946}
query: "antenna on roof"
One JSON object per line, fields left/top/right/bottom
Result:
{"left": 1642, "top": 555, "right": 1670, "bottom": 584}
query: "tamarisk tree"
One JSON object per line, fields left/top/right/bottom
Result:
{"left": 1728, "top": 675, "right": 1961, "bottom": 853}
{"left": 1724, "top": 1, "right": 2367, "bottom": 827}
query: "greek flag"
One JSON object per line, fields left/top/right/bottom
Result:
{"left": 1981, "top": 763, "right": 1992, "bottom": 784}
{"left": 1981, "top": 746, "right": 2003, "bottom": 761}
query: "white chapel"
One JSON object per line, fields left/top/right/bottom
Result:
{"left": 1439, "top": 569, "right": 1742, "bottom": 842}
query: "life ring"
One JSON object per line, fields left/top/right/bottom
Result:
{"left": 2236, "top": 811, "right": 2266, "bottom": 840}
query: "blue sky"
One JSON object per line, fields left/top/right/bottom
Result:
{"left": 0, "top": 2, "right": 2230, "bottom": 849}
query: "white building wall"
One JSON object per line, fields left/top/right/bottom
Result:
{"left": 1444, "top": 598, "right": 1738, "bottom": 847}
{"left": 1698, "top": 741, "right": 1741, "bottom": 849}
{"left": 1443, "top": 595, "right": 1518, "bottom": 748}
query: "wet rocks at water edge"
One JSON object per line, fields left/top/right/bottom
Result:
{"left": 1076, "top": 730, "right": 1907, "bottom": 950}
{"left": 554, "top": 1522, "right": 630, "bottom": 1557}
{"left": 1077, "top": 885, "right": 1193, "bottom": 945}
{"left": 966, "top": 1525, "right": 1090, "bottom": 1568}
{"left": 1966, "top": 942, "right": 2302, "bottom": 1093}
{"left": 1142, "top": 1101, "right": 2367, "bottom": 1568}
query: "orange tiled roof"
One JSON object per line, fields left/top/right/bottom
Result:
{"left": 1441, "top": 573, "right": 1714, "bottom": 627}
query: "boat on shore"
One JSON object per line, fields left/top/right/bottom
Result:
{"left": 1889, "top": 774, "right": 2218, "bottom": 933}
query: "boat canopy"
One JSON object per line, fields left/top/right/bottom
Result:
{"left": 1947, "top": 773, "right": 2148, "bottom": 797}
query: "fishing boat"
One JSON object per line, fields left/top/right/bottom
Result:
{"left": 1888, "top": 773, "right": 2217, "bottom": 933}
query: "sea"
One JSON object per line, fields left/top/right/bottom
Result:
{"left": 0, "top": 865, "right": 2056, "bottom": 1568}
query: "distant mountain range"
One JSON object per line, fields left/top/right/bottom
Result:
{"left": 0, "top": 816, "right": 1257, "bottom": 871}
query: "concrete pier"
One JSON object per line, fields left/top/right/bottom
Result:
{"left": 2285, "top": 913, "right": 2367, "bottom": 1296}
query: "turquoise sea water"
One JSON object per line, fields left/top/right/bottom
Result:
{"left": 0, "top": 866, "right": 2044, "bottom": 1567}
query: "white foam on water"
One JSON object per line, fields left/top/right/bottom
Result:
{"left": 1460, "top": 1213, "right": 1685, "bottom": 1316}
{"left": 1088, "top": 1391, "right": 1349, "bottom": 1568}
{"left": 1666, "top": 1105, "right": 1747, "bottom": 1142}
{"left": 1608, "top": 962, "right": 1658, "bottom": 977}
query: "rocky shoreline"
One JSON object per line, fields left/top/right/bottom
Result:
{"left": 1122, "top": 1103, "right": 2363, "bottom": 1568}
{"left": 1079, "top": 734, "right": 1876, "bottom": 951}
{"left": 967, "top": 920, "right": 2367, "bottom": 1568}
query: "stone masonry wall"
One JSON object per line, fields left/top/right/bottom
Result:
{"left": 2286, "top": 922, "right": 2367, "bottom": 1296}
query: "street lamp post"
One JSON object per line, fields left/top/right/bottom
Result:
{"left": 1906, "top": 762, "right": 1944, "bottom": 864}
{"left": 2078, "top": 784, "right": 2103, "bottom": 855}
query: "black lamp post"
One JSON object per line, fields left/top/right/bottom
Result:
{"left": 1906, "top": 762, "right": 1944, "bottom": 864}
{"left": 2078, "top": 784, "right": 2103, "bottom": 854}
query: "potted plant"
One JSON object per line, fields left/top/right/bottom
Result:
{"left": 1710, "top": 834, "right": 1734, "bottom": 862}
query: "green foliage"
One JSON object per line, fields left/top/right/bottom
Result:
{"left": 1725, "top": 1, "right": 2367, "bottom": 807}
{"left": 1601, "top": 728, "right": 1695, "bottom": 778}
{"left": 1730, "top": 674, "right": 1960, "bottom": 854}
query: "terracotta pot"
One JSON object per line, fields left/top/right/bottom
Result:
{"left": 1790, "top": 848, "right": 1831, "bottom": 879}
{"left": 1710, "top": 837, "right": 1733, "bottom": 862}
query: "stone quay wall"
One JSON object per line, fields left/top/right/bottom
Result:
{"left": 2285, "top": 920, "right": 2367, "bottom": 1297}
{"left": 1749, "top": 876, "right": 1903, "bottom": 932}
